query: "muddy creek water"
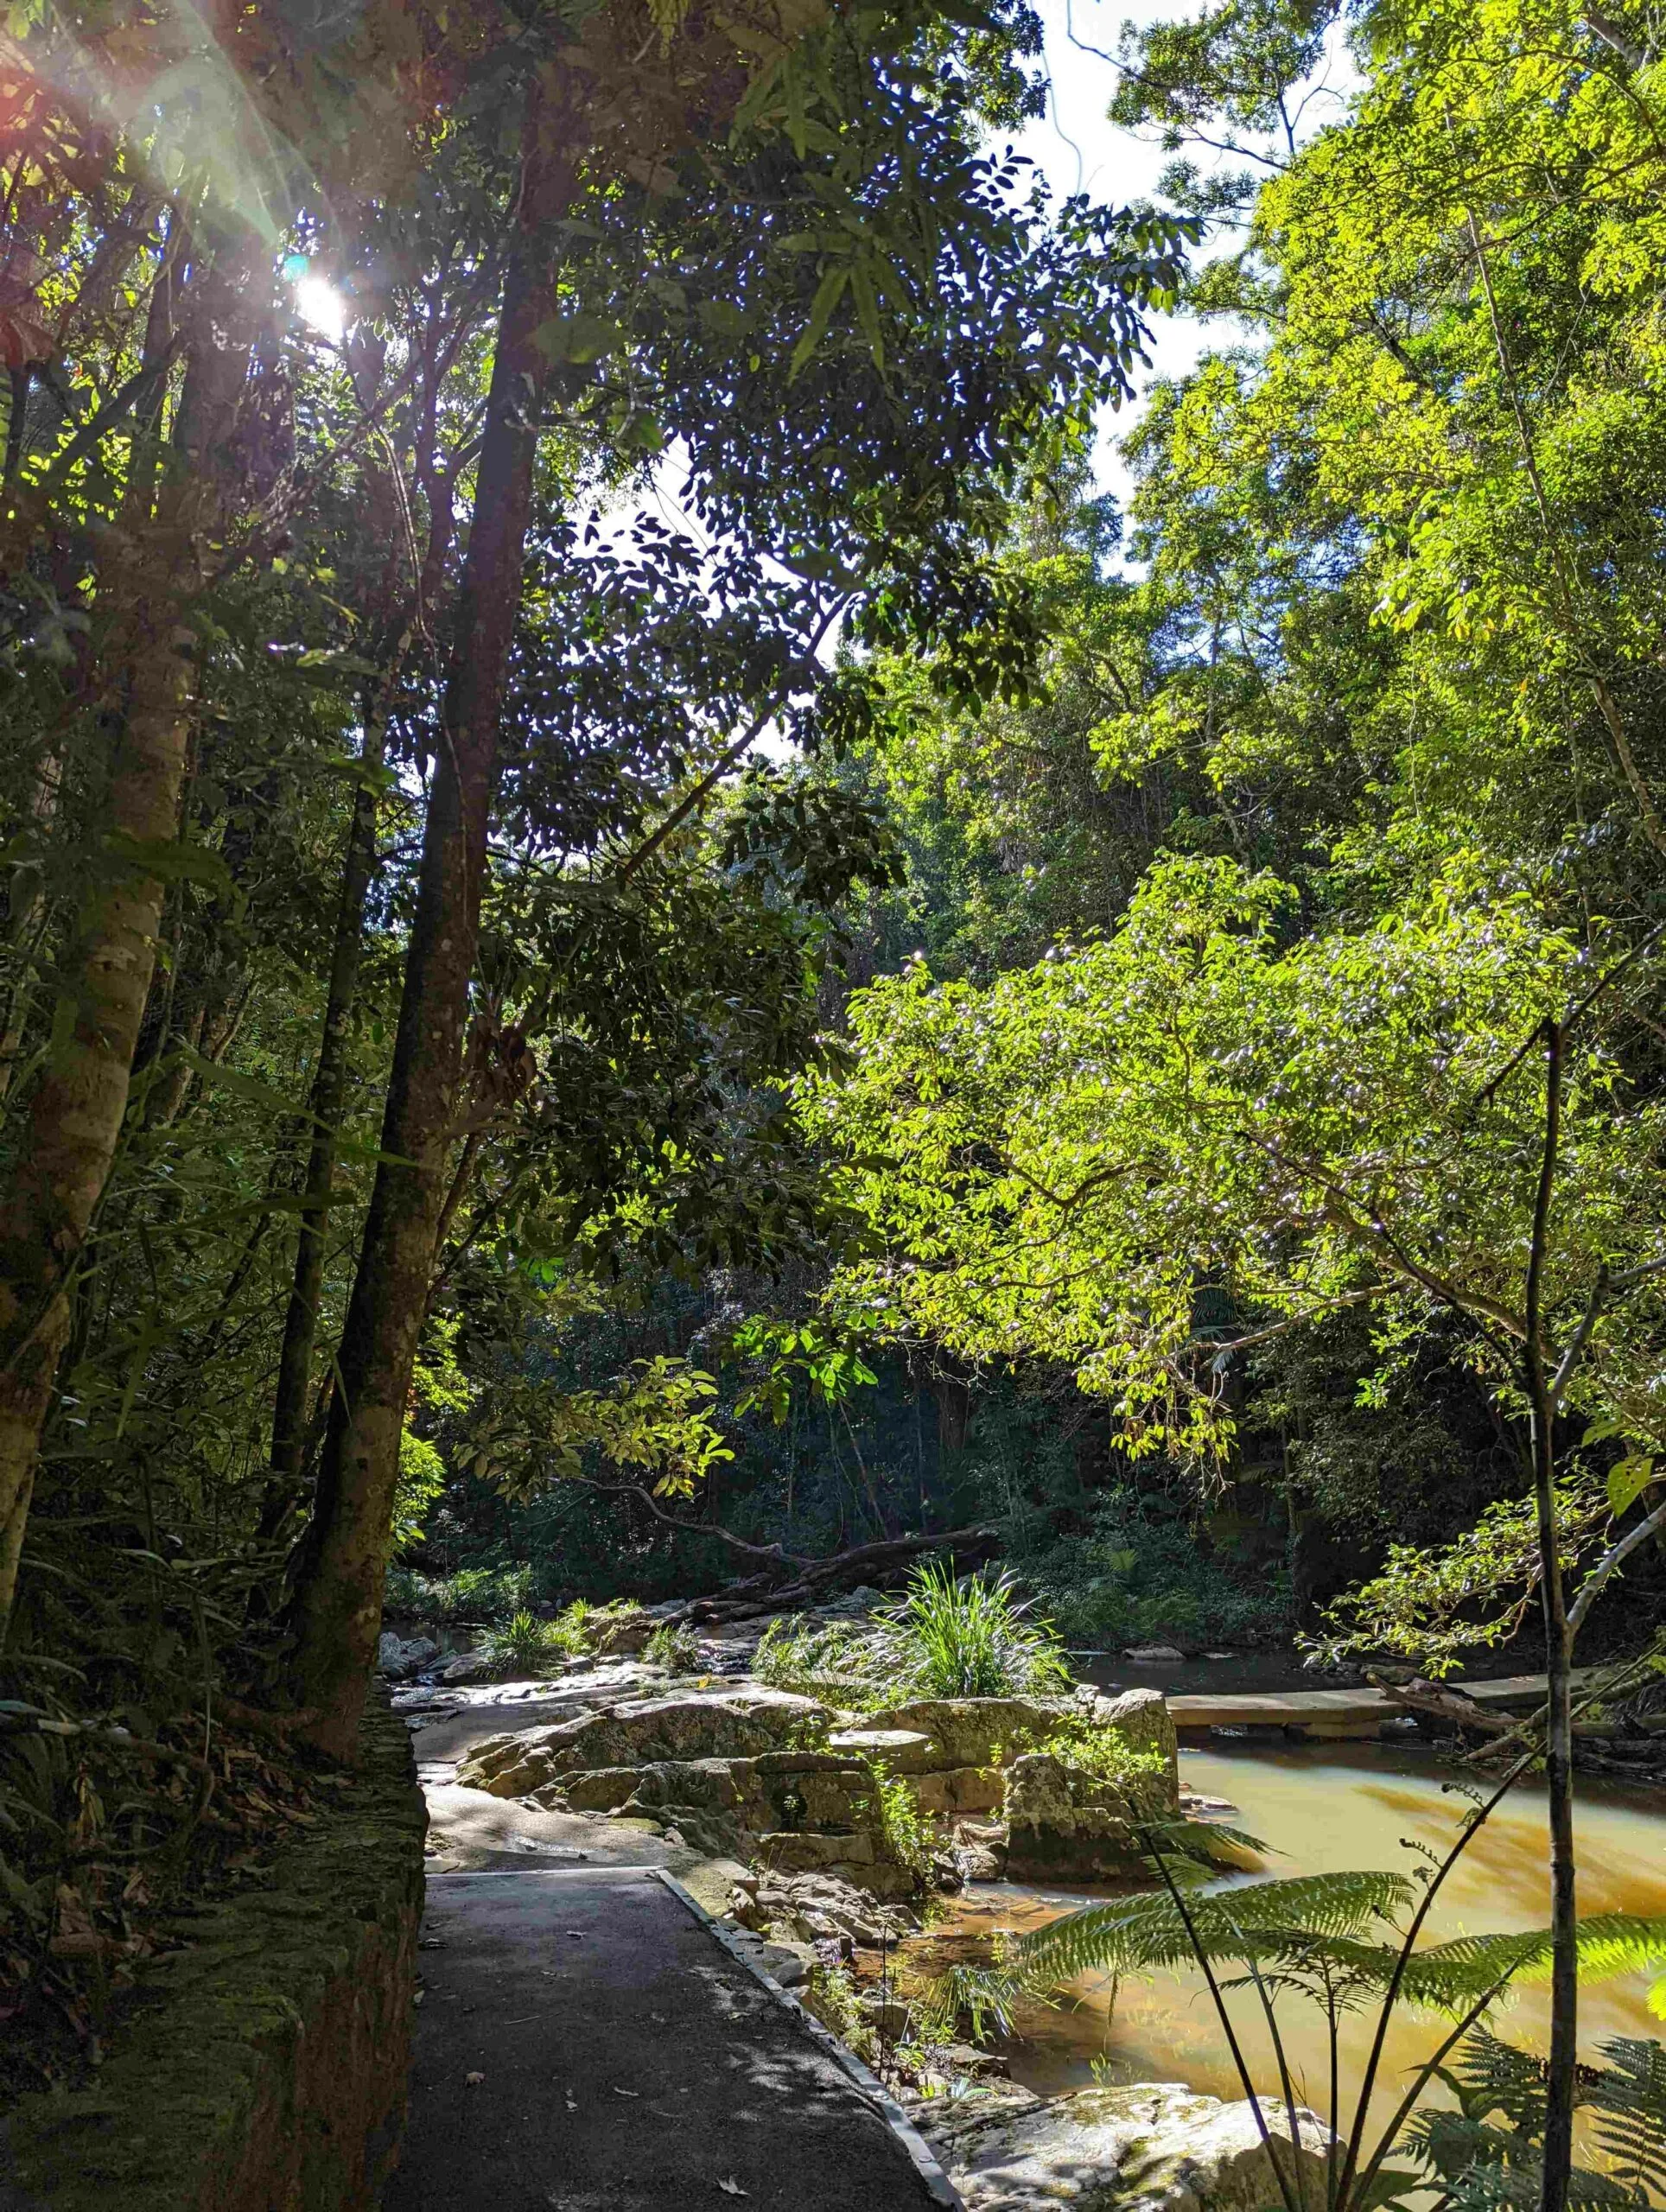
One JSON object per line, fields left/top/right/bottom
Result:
{"left": 922, "top": 1740, "right": 1666, "bottom": 2141}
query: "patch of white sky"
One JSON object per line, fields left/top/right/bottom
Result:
{"left": 1012, "top": 0, "right": 1358, "bottom": 520}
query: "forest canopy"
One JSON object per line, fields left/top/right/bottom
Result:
{"left": 3, "top": 0, "right": 1666, "bottom": 2117}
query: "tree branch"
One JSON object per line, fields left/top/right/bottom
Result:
{"left": 1567, "top": 1491, "right": 1666, "bottom": 1635}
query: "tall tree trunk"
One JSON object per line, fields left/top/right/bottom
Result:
{"left": 1527, "top": 1019, "right": 1577, "bottom": 2212}
{"left": 0, "top": 739, "right": 63, "bottom": 1103}
{"left": 285, "top": 112, "right": 572, "bottom": 1754}
{"left": 0, "top": 228, "right": 258, "bottom": 1640}
{"left": 267, "top": 686, "right": 394, "bottom": 1497}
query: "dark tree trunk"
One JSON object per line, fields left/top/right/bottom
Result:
{"left": 267, "top": 691, "right": 393, "bottom": 1498}
{"left": 1526, "top": 1019, "right": 1577, "bottom": 2212}
{"left": 935, "top": 1370, "right": 972, "bottom": 1459}
{"left": 285, "top": 113, "right": 572, "bottom": 1755}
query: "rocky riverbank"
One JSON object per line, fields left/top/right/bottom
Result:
{"left": 385, "top": 1592, "right": 1288, "bottom": 2210}
{"left": 904, "top": 2079, "right": 1331, "bottom": 2212}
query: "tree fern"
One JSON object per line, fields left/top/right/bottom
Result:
{"left": 1587, "top": 2037, "right": 1666, "bottom": 2202}
{"left": 1008, "top": 1871, "right": 1418, "bottom": 1989}
{"left": 1402, "top": 2027, "right": 1666, "bottom": 2211}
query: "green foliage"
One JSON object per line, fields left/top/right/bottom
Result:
{"left": 460, "top": 1357, "right": 735, "bottom": 1506}
{"left": 752, "top": 1562, "right": 1072, "bottom": 1704}
{"left": 392, "top": 1432, "right": 449, "bottom": 1559}
{"left": 856, "top": 1757, "right": 936, "bottom": 1879}
{"left": 803, "top": 1958, "right": 875, "bottom": 2060}
{"left": 1030, "top": 1713, "right": 1170, "bottom": 1805}
{"left": 480, "top": 1609, "right": 557, "bottom": 1678}
{"left": 1410, "top": 2029, "right": 1666, "bottom": 2212}
{"left": 383, "top": 1565, "right": 538, "bottom": 1626}
{"left": 1305, "top": 1488, "right": 1613, "bottom": 1678}
{"left": 732, "top": 1319, "right": 879, "bottom": 1427}
{"left": 1019, "top": 1486, "right": 1295, "bottom": 1649}
{"left": 546, "top": 1600, "right": 596, "bottom": 1659}
{"left": 883, "top": 1561, "right": 1071, "bottom": 1699}
{"left": 809, "top": 859, "right": 1664, "bottom": 1466}
{"left": 644, "top": 1622, "right": 703, "bottom": 1674}
{"left": 753, "top": 1616, "right": 893, "bottom": 1707}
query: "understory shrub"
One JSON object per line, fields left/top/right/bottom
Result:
{"left": 645, "top": 1622, "right": 703, "bottom": 1674}
{"left": 1021, "top": 1489, "right": 1294, "bottom": 1649}
{"left": 383, "top": 1562, "right": 539, "bottom": 1625}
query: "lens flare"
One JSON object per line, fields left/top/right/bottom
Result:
{"left": 293, "top": 274, "right": 347, "bottom": 341}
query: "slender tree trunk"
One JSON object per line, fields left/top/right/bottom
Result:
{"left": 285, "top": 112, "right": 572, "bottom": 1754}
{"left": 267, "top": 690, "right": 393, "bottom": 1495}
{"left": 0, "top": 226, "right": 258, "bottom": 1640}
{"left": 0, "top": 739, "right": 62, "bottom": 1101}
{"left": 1526, "top": 1018, "right": 1576, "bottom": 2212}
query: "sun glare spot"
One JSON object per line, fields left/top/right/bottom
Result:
{"left": 293, "top": 274, "right": 347, "bottom": 342}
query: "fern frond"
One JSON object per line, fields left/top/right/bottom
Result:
{"left": 1413, "top": 1915, "right": 1666, "bottom": 2005}
{"left": 1442, "top": 2162, "right": 1636, "bottom": 2212}
{"left": 1449, "top": 2028, "right": 1554, "bottom": 2128}
{"left": 1010, "top": 1871, "right": 1416, "bottom": 1990}
{"left": 1588, "top": 2036, "right": 1666, "bottom": 2202}
{"left": 1141, "top": 1815, "right": 1269, "bottom": 1866}
{"left": 1404, "top": 2107, "right": 1536, "bottom": 2184}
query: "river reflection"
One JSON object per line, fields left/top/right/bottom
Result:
{"left": 928, "top": 1741, "right": 1666, "bottom": 2153}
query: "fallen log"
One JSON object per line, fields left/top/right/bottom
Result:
{"left": 662, "top": 1526, "right": 1002, "bottom": 1627}
{"left": 798, "top": 1526, "right": 1000, "bottom": 1590}
{"left": 1368, "top": 1674, "right": 1517, "bottom": 1737}
{"left": 1370, "top": 1672, "right": 1620, "bottom": 1746}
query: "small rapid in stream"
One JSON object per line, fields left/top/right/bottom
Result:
{"left": 919, "top": 1740, "right": 1666, "bottom": 2144}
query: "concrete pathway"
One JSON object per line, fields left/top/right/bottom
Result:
{"left": 382, "top": 1867, "right": 953, "bottom": 2212}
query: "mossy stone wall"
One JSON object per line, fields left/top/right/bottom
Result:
{"left": 0, "top": 1691, "right": 425, "bottom": 2211}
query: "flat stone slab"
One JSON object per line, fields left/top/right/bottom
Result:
{"left": 1170, "top": 1670, "right": 1593, "bottom": 1736}
{"left": 828, "top": 1728, "right": 934, "bottom": 1758}
{"left": 384, "top": 1868, "right": 948, "bottom": 2210}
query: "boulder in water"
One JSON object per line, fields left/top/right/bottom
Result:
{"left": 377, "top": 1632, "right": 438, "bottom": 1679}
{"left": 1002, "top": 1753, "right": 1149, "bottom": 1881}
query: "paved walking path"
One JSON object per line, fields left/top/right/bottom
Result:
{"left": 382, "top": 1867, "right": 953, "bottom": 2212}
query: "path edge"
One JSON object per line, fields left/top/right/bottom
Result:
{"left": 654, "top": 1869, "right": 964, "bottom": 2212}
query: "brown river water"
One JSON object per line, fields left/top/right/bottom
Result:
{"left": 910, "top": 1740, "right": 1666, "bottom": 2158}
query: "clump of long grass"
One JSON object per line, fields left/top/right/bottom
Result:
{"left": 645, "top": 1621, "right": 703, "bottom": 1674}
{"left": 884, "top": 1561, "right": 1071, "bottom": 1700}
{"left": 754, "top": 1562, "right": 1072, "bottom": 1705}
{"left": 480, "top": 1607, "right": 556, "bottom": 1676}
